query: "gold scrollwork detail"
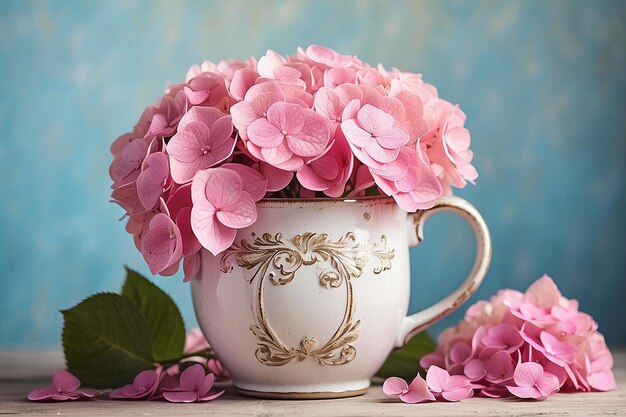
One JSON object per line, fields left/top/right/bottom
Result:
{"left": 220, "top": 232, "right": 394, "bottom": 367}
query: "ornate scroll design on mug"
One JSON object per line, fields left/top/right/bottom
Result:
{"left": 220, "top": 232, "right": 394, "bottom": 366}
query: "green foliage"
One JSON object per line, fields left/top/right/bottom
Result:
{"left": 61, "top": 268, "right": 186, "bottom": 388}
{"left": 121, "top": 267, "right": 185, "bottom": 362}
{"left": 62, "top": 293, "right": 153, "bottom": 388}
{"left": 375, "top": 332, "right": 436, "bottom": 380}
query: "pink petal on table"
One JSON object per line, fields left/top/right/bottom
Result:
{"left": 382, "top": 377, "right": 409, "bottom": 396}
{"left": 223, "top": 163, "right": 268, "bottom": 202}
{"left": 53, "top": 370, "right": 81, "bottom": 392}
{"left": 216, "top": 192, "right": 257, "bottom": 229}
{"left": 426, "top": 365, "right": 450, "bottom": 393}
{"left": 163, "top": 391, "right": 198, "bottom": 403}
{"left": 507, "top": 385, "right": 542, "bottom": 399}
{"left": 135, "top": 369, "right": 159, "bottom": 389}
{"left": 588, "top": 370, "right": 616, "bottom": 391}
{"left": 177, "top": 364, "right": 206, "bottom": 391}
{"left": 137, "top": 152, "right": 169, "bottom": 210}
{"left": 248, "top": 117, "right": 284, "bottom": 147}
{"left": 441, "top": 380, "right": 473, "bottom": 401}
{"left": 197, "top": 373, "right": 215, "bottom": 397}
{"left": 513, "top": 362, "right": 544, "bottom": 387}
{"left": 198, "top": 390, "right": 225, "bottom": 401}
{"left": 536, "top": 371, "right": 560, "bottom": 397}
{"left": 401, "top": 375, "right": 436, "bottom": 403}
{"left": 78, "top": 388, "right": 98, "bottom": 398}
{"left": 28, "top": 386, "right": 65, "bottom": 401}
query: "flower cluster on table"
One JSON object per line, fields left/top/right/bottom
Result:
{"left": 29, "top": 328, "right": 227, "bottom": 403}
{"left": 383, "top": 275, "right": 616, "bottom": 404}
{"left": 109, "top": 45, "right": 477, "bottom": 280}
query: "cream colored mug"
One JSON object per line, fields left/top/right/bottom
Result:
{"left": 191, "top": 195, "right": 491, "bottom": 399}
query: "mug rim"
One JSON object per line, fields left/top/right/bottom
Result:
{"left": 257, "top": 195, "right": 396, "bottom": 207}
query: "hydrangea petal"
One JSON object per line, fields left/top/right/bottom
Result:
{"left": 223, "top": 163, "right": 268, "bottom": 201}
{"left": 426, "top": 365, "right": 450, "bottom": 393}
{"left": 53, "top": 370, "right": 81, "bottom": 392}
{"left": 382, "top": 377, "right": 408, "bottom": 396}
{"left": 248, "top": 117, "right": 284, "bottom": 147}
{"left": 216, "top": 192, "right": 257, "bottom": 229}
{"left": 163, "top": 391, "right": 198, "bottom": 403}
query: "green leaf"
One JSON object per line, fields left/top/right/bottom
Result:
{"left": 62, "top": 293, "right": 153, "bottom": 388}
{"left": 375, "top": 332, "right": 436, "bottom": 380}
{"left": 121, "top": 267, "right": 185, "bottom": 362}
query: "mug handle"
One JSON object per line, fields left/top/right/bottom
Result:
{"left": 394, "top": 196, "right": 492, "bottom": 348}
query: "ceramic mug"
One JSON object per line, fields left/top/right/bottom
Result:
{"left": 191, "top": 195, "right": 491, "bottom": 399}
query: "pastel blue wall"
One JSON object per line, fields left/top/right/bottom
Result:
{"left": 1, "top": 0, "right": 624, "bottom": 347}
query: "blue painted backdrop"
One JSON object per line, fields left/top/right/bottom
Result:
{"left": 1, "top": 0, "right": 624, "bottom": 347}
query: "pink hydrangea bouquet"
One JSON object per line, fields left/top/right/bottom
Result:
{"left": 417, "top": 275, "right": 616, "bottom": 399}
{"left": 109, "top": 45, "right": 477, "bottom": 281}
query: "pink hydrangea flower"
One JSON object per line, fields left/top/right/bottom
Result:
{"left": 190, "top": 167, "right": 258, "bottom": 255}
{"left": 246, "top": 101, "right": 331, "bottom": 171}
{"left": 110, "top": 45, "right": 481, "bottom": 262}
{"left": 109, "top": 139, "right": 149, "bottom": 188}
{"left": 506, "top": 362, "right": 560, "bottom": 399}
{"left": 167, "top": 106, "right": 235, "bottom": 184}
{"left": 383, "top": 375, "right": 435, "bottom": 404}
{"left": 141, "top": 213, "right": 183, "bottom": 276}
{"left": 296, "top": 132, "right": 354, "bottom": 197}
{"left": 421, "top": 274, "right": 616, "bottom": 399}
{"left": 341, "top": 100, "right": 409, "bottom": 164}
{"left": 144, "top": 89, "right": 187, "bottom": 138}
{"left": 136, "top": 152, "right": 171, "bottom": 210}
{"left": 110, "top": 369, "right": 162, "bottom": 400}
{"left": 28, "top": 370, "right": 98, "bottom": 401}
{"left": 184, "top": 72, "right": 229, "bottom": 110}
{"left": 426, "top": 366, "right": 473, "bottom": 401}
{"left": 421, "top": 100, "right": 477, "bottom": 194}
{"left": 163, "top": 364, "right": 224, "bottom": 403}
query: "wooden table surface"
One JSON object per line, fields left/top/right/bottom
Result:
{"left": 1, "top": 349, "right": 624, "bottom": 416}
